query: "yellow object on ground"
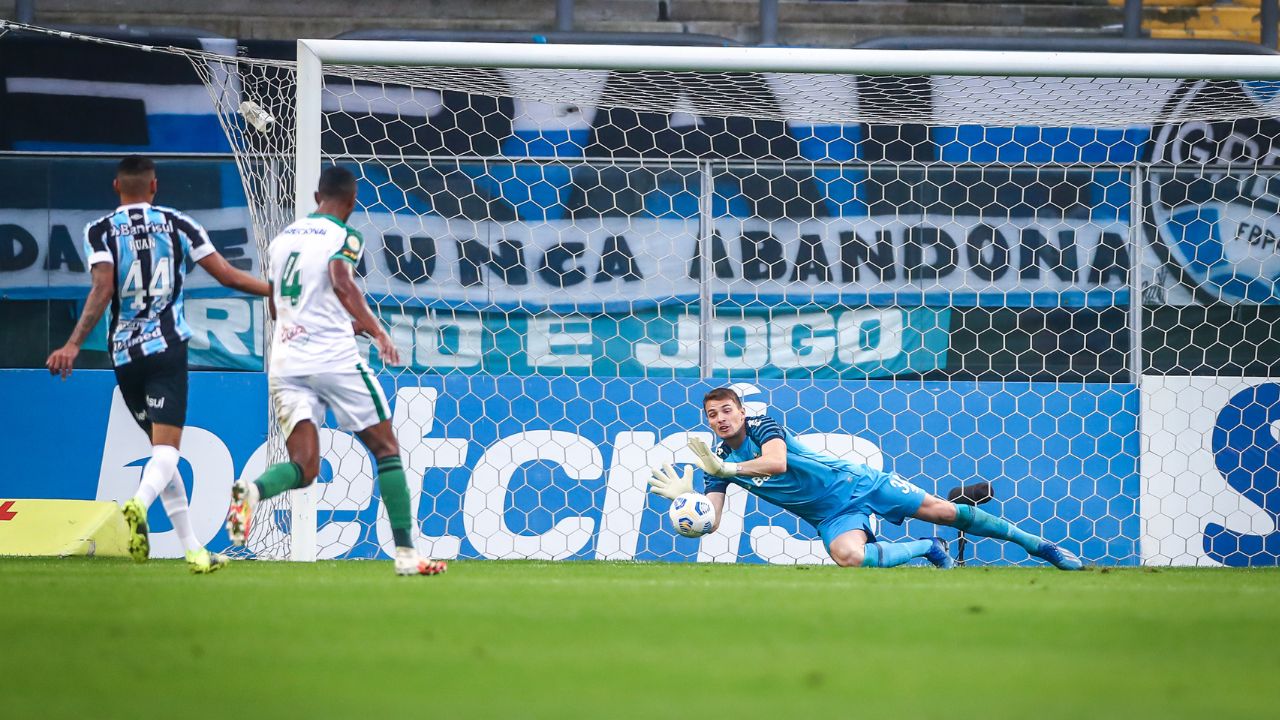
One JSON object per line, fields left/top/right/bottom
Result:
{"left": 0, "top": 499, "right": 131, "bottom": 558}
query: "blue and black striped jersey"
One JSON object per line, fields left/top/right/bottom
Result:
{"left": 83, "top": 202, "right": 217, "bottom": 365}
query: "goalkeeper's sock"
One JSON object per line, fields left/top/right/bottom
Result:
{"left": 133, "top": 445, "right": 180, "bottom": 509}
{"left": 376, "top": 455, "right": 414, "bottom": 549}
{"left": 159, "top": 473, "right": 201, "bottom": 553}
{"left": 950, "top": 504, "right": 1043, "bottom": 553}
{"left": 862, "top": 540, "right": 935, "bottom": 568}
{"left": 254, "top": 462, "right": 305, "bottom": 501}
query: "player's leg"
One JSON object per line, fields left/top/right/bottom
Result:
{"left": 134, "top": 345, "right": 226, "bottom": 572}
{"left": 330, "top": 367, "right": 444, "bottom": 576}
{"left": 227, "top": 377, "right": 321, "bottom": 546}
{"left": 844, "top": 473, "right": 956, "bottom": 568}
{"left": 912, "top": 494, "right": 1083, "bottom": 570}
{"left": 820, "top": 513, "right": 951, "bottom": 569}
{"left": 112, "top": 353, "right": 182, "bottom": 563}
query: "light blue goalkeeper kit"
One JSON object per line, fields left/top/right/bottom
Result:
{"left": 703, "top": 415, "right": 927, "bottom": 548}
{"left": 83, "top": 203, "right": 215, "bottom": 366}
{"left": 700, "top": 413, "right": 1080, "bottom": 570}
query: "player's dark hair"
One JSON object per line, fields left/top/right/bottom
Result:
{"left": 702, "top": 387, "right": 742, "bottom": 408}
{"left": 317, "top": 165, "right": 357, "bottom": 200}
{"left": 115, "top": 155, "right": 156, "bottom": 197}
{"left": 116, "top": 155, "right": 156, "bottom": 177}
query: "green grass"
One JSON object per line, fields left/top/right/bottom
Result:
{"left": 1, "top": 559, "right": 1278, "bottom": 719}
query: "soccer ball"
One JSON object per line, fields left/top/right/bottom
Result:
{"left": 668, "top": 492, "right": 715, "bottom": 538}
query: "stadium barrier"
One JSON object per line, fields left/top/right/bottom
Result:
{"left": 0, "top": 499, "right": 132, "bottom": 558}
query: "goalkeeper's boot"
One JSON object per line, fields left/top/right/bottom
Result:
{"left": 226, "top": 480, "right": 255, "bottom": 547}
{"left": 394, "top": 547, "right": 447, "bottom": 577}
{"left": 924, "top": 537, "right": 956, "bottom": 569}
{"left": 1031, "top": 541, "right": 1084, "bottom": 571}
{"left": 186, "top": 549, "right": 230, "bottom": 575}
{"left": 121, "top": 498, "right": 150, "bottom": 563}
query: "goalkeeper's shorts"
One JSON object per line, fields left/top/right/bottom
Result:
{"left": 815, "top": 472, "right": 927, "bottom": 550}
{"left": 269, "top": 363, "right": 390, "bottom": 438}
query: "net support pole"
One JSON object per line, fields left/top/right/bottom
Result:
{"left": 1264, "top": 0, "right": 1279, "bottom": 50}
{"left": 556, "top": 0, "right": 574, "bottom": 33}
{"left": 698, "top": 161, "right": 714, "bottom": 377}
{"left": 290, "top": 39, "right": 322, "bottom": 563}
{"left": 1123, "top": 0, "right": 1143, "bottom": 40}
{"left": 760, "top": 0, "right": 779, "bottom": 46}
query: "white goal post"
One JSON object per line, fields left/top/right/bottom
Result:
{"left": 272, "top": 39, "right": 1280, "bottom": 564}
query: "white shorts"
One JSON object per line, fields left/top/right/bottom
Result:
{"left": 269, "top": 365, "right": 390, "bottom": 438}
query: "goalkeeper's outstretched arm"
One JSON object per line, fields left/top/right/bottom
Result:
{"left": 648, "top": 464, "right": 729, "bottom": 534}
{"left": 706, "top": 490, "right": 726, "bottom": 533}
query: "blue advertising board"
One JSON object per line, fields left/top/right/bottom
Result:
{"left": 0, "top": 369, "right": 1140, "bottom": 564}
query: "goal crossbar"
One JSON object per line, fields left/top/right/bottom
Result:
{"left": 298, "top": 39, "right": 1280, "bottom": 80}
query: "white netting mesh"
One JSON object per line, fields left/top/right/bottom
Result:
{"left": 218, "top": 44, "right": 1280, "bottom": 565}
{"left": 10, "top": 21, "right": 1276, "bottom": 565}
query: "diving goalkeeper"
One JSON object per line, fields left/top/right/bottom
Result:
{"left": 649, "top": 387, "right": 1083, "bottom": 570}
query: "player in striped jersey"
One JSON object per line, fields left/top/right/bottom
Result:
{"left": 649, "top": 387, "right": 1084, "bottom": 570}
{"left": 225, "top": 166, "right": 445, "bottom": 576}
{"left": 46, "top": 155, "right": 270, "bottom": 573}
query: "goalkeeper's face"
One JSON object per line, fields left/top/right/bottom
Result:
{"left": 704, "top": 400, "right": 746, "bottom": 441}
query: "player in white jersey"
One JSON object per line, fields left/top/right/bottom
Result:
{"left": 225, "top": 166, "right": 445, "bottom": 576}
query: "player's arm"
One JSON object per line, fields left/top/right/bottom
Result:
{"left": 198, "top": 252, "right": 270, "bottom": 297}
{"left": 649, "top": 465, "right": 726, "bottom": 534}
{"left": 46, "top": 263, "right": 113, "bottom": 379}
{"left": 733, "top": 438, "right": 787, "bottom": 478}
{"left": 687, "top": 436, "right": 786, "bottom": 479}
{"left": 706, "top": 490, "right": 726, "bottom": 532}
{"left": 328, "top": 258, "right": 400, "bottom": 365}
{"left": 172, "top": 210, "right": 269, "bottom": 297}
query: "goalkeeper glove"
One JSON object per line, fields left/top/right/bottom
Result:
{"left": 687, "top": 437, "right": 739, "bottom": 478}
{"left": 648, "top": 464, "right": 694, "bottom": 500}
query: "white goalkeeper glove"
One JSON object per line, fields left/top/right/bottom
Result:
{"left": 687, "top": 437, "right": 739, "bottom": 478}
{"left": 648, "top": 464, "right": 694, "bottom": 500}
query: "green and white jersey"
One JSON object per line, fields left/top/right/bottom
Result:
{"left": 267, "top": 213, "right": 365, "bottom": 377}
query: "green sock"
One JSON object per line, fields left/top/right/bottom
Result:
{"left": 254, "top": 462, "right": 304, "bottom": 501}
{"left": 377, "top": 455, "right": 413, "bottom": 549}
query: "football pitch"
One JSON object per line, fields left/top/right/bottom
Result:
{"left": 1, "top": 559, "right": 1277, "bottom": 719}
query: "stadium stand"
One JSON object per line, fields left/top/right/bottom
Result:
{"left": 20, "top": 0, "right": 1129, "bottom": 45}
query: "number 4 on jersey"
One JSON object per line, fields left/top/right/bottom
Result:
{"left": 279, "top": 251, "right": 302, "bottom": 306}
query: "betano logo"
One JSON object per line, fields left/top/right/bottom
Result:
{"left": 95, "top": 384, "right": 883, "bottom": 564}
{"left": 1203, "top": 382, "right": 1280, "bottom": 566}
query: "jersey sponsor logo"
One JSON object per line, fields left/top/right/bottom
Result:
{"left": 112, "top": 326, "right": 163, "bottom": 352}
{"left": 283, "top": 226, "right": 330, "bottom": 236}
{"left": 146, "top": 395, "right": 165, "bottom": 409}
{"left": 279, "top": 323, "right": 309, "bottom": 344}
{"left": 1144, "top": 80, "right": 1280, "bottom": 304}
{"left": 110, "top": 221, "right": 174, "bottom": 237}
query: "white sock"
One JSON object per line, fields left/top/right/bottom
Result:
{"left": 133, "top": 445, "right": 180, "bottom": 509}
{"left": 160, "top": 472, "right": 201, "bottom": 554}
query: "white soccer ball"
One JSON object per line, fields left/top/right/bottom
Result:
{"left": 669, "top": 492, "right": 715, "bottom": 538}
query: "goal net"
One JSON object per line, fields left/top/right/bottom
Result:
{"left": 21, "top": 21, "right": 1273, "bottom": 566}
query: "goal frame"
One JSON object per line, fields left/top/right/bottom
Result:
{"left": 287, "top": 39, "right": 1280, "bottom": 562}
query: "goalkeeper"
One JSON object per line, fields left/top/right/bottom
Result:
{"left": 650, "top": 387, "right": 1083, "bottom": 570}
